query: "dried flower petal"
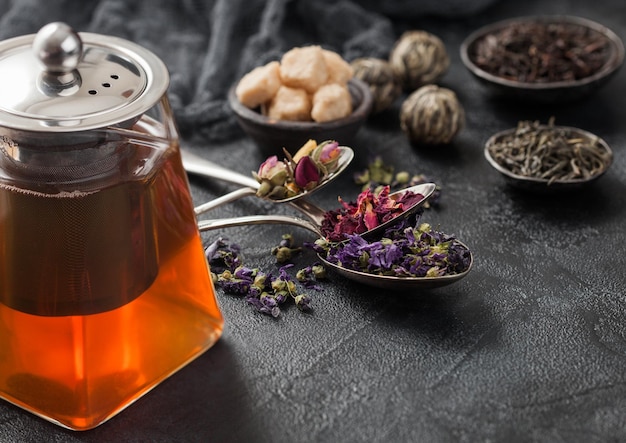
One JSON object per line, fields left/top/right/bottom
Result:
{"left": 312, "top": 216, "right": 471, "bottom": 278}
{"left": 206, "top": 236, "right": 317, "bottom": 317}
{"left": 320, "top": 186, "right": 424, "bottom": 241}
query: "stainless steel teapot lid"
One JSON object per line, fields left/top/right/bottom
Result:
{"left": 0, "top": 22, "right": 169, "bottom": 132}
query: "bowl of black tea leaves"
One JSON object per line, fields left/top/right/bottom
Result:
{"left": 461, "top": 15, "right": 624, "bottom": 102}
{"left": 484, "top": 118, "right": 613, "bottom": 192}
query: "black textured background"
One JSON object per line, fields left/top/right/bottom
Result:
{"left": 1, "top": 0, "right": 626, "bottom": 442}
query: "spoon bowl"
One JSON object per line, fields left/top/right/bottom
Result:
{"left": 197, "top": 181, "right": 435, "bottom": 239}
{"left": 190, "top": 146, "right": 354, "bottom": 218}
{"left": 182, "top": 147, "right": 353, "bottom": 224}
{"left": 197, "top": 212, "right": 472, "bottom": 290}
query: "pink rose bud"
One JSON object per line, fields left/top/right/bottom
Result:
{"left": 257, "top": 155, "right": 288, "bottom": 186}
{"left": 318, "top": 141, "right": 340, "bottom": 165}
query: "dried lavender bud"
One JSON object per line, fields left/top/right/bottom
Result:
{"left": 389, "top": 30, "right": 450, "bottom": 90}
{"left": 294, "top": 294, "right": 312, "bottom": 311}
{"left": 295, "top": 263, "right": 326, "bottom": 290}
{"left": 310, "top": 218, "right": 471, "bottom": 278}
{"left": 206, "top": 237, "right": 315, "bottom": 317}
{"left": 400, "top": 85, "right": 464, "bottom": 145}
{"left": 311, "top": 264, "right": 326, "bottom": 279}
{"left": 272, "top": 246, "right": 294, "bottom": 263}
{"left": 271, "top": 234, "right": 302, "bottom": 263}
{"left": 351, "top": 57, "right": 402, "bottom": 113}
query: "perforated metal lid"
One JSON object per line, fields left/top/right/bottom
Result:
{"left": 0, "top": 22, "right": 169, "bottom": 132}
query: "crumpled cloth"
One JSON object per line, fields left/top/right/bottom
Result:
{"left": 0, "top": 0, "right": 497, "bottom": 140}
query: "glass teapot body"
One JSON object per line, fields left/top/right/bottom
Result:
{"left": 0, "top": 96, "right": 223, "bottom": 430}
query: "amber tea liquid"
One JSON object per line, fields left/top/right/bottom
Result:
{"left": 0, "top": 142, "right": 223, "bottom": 430}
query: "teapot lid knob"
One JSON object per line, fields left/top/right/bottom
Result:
{"left": 32, "top": 22, "right": 83, "bottom": 73}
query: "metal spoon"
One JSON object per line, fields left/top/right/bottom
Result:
{"left": 183, "top": 149, "right": 435, "bottom": 235}
{"left": 181, "top": 147, "right": 353, "bottom": 224}
{"left": 197, "top": 208, "right": 473, "bottom": 290}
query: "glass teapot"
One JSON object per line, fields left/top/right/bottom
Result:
{"left": 0, "top": 23, "right": 223, "bottom": 430}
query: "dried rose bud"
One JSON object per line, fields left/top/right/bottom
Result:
{"left": 311, "top": 140, "right": 340, "bottom": 171}
{"left": 254, "top": 155, "right": 290, "bottom": 198}
{"left": 255, "top": 155, "right": 288, "bottom": 186}
{"left": 294, "top": 155, "right": 320, "bottom": 189}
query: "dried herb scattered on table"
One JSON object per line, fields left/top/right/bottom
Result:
{"left": 353, "top": 156, "right": 441, "bottom": 208}
{"left": 206, "top": 237, "right": 324, "bottom": 317}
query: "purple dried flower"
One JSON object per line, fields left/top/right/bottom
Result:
{"left": 295, "top": 264, "right": 324, "bottom": 290}
{"left": 220, "top": 278, "right": 251, "bottom": 295}
{"left": 246, "top": 294, "right": 281, "bottom": 317}
{"left": 311, "top": 216, "right": 470, "bottom": 278}
{"left": 205, "top": 237, "right": 243, "bottom": 273}
{"left": 206, "top": 237, "right": 316, "bottom": 317}
{"left": 295, "top": 294, "right": 312, "bottom": 311}
{"left": 368, "top": 241, "right": 404, "bottom": 270}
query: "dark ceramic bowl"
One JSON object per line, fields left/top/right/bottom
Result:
{"left": 228, "top": 78, "right": 373, "bottom": 154}
{"left": 460, "top": 15, "right": 625, "bottom": 103}
{"left": 484, "top": 125, "right": 613, "bottom": 192}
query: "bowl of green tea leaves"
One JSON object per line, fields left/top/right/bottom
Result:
{"left": 460, "top": 15, "right": 625, "bottom": 102}
{"left": 484, "top": 118, "right": 613, "bottom": 191}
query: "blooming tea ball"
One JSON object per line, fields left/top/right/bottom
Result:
{"left": 400, "top": 85, "right": 464, "bottom": 145}
{"left": 389, "top": 30, "right": 449, "bottom": 90}
{"left": 351, "top": 57, "right": 402, "bottom": 113}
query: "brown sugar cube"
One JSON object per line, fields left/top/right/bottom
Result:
{"left": 322, "top": 49, "right": 354, "bottom": 85}
{"left": 235, "top": 61, "right": 281, "bottom": 109}
{"left": 279, "top": 46, "right": 328, "bottom": 94}
{"left": 266, "top": 86, "right": 312, "bottom": 121}
{"left": 311, "top": 83, "right": 352, "bottom": 122}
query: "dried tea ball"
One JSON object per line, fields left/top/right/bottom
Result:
{"left": 351, "top": 57, "right": 402, "bottom": 113}
{"left": 400, "top": 85, "right": 464, "bottom": 145}
{"left": 389, "top": 30, "right": 450, "bottom": 90}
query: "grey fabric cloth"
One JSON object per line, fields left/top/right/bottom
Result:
{"left": 0, "top": 0, "right": 497, "bottom": 141}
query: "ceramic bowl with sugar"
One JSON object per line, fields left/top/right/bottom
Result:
{"left": 228, "top": 78, "right": 373, "bottom": 155}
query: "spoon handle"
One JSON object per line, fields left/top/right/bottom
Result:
{"left": 183, "top": 148, "right": 328, "bottom": 224}
{"left": 198, "top": 214, "right": 322, "bottom": 237}
{"left": 194, "top": 187, "right": 257, "bottom": 215}
{"left": 181, "top": 148, "right": 260, "bottom": 189}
